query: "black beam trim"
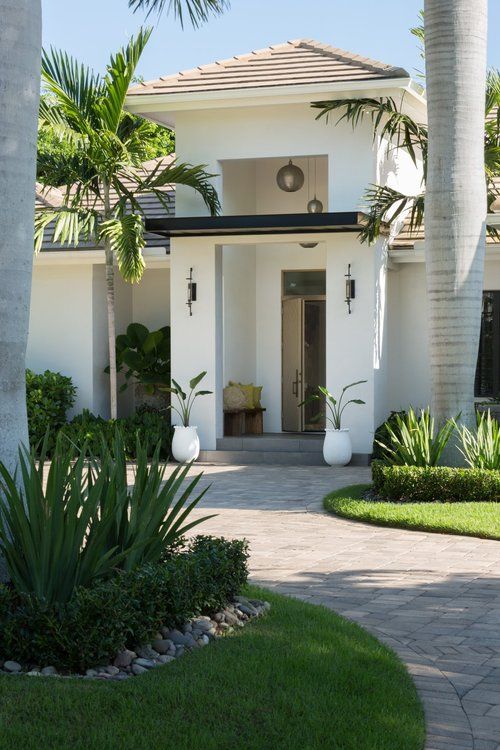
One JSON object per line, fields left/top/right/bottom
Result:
{"left": 145, "top": 211, "right": 366, "bottom": 238}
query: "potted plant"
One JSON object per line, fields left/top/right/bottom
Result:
{"left": 300, "top": 381, "right": 366, "bottom": 466}
{"left": 106, "top": 323, "right": 171, "bottom": 412}
{"left": 164, "top": 372, "right": 212, "bottom": 463}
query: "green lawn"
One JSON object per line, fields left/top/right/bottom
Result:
{"left": 0, "top": 585, "right": 424, "bottom": 750}
{"left": 325, "top": 483, "right": 500, "bottom": 540}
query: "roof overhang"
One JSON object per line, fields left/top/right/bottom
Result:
{"left": 145, "top": 211, "right": 374, "bottom": 238}
{"left": 125, "top": 78, "right": 425, "bottom": 126}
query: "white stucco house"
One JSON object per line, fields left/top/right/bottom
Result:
{"left": 29, "top": 39, "right": 500, "bottom": 464}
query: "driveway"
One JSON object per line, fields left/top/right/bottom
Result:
{"left": 162, "top": 463, "right": 500, "bottom": 750}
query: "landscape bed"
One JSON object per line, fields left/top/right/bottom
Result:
{"left": 0, "top": 585, "right": 424, "bottom": 750}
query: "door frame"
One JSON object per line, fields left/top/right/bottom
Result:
{"left": 281, "top": 270, "right": 326, "bottom": 433}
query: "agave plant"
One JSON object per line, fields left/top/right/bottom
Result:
{"left": 458, "top": 410, "right": 500, "bottom": 470}
{"left": 376, "top": 407, "right": 456, "bottom": 466}
{"left": 0, "top": 436, "right": 126, "bottom": 604}
{"left": 94, "top": 430, "right": 215, "bottom": 571}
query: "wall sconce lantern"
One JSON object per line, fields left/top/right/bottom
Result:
{"left": 276, "top": 159, "right": 304, "bottom": 192}
{"left": 345, "top": 264, "right": 355, "bottom": 314}
{"left": 186, "top": 267, "right": 197, "bottom": 316}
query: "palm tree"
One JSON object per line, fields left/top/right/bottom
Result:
{"left": 424, "top": 0, "right": 488, "bottom": 447}
{"left": 35, "top": 29, "right": 220, "bottom": 419}
{"left": 129, "top": 0, "right": 229, "bottom": 25}
{"left": 0, "top": 0, "right": 42, "bottom": 476}
{"left": 313, "top": 7, "right": 495, "bottom": 451}
{"left": 0, "top": 0, "right": 229, "bottom": 478}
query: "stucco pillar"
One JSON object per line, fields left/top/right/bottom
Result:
{"left": 325, "top": 235, "right": 375, "bottom": 456}
{"left": 170, "top": 238, "right": 223, "bottom": 449}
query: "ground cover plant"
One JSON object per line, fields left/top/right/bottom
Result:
{"left": 0, "top": 586, "right": 424, "bottom": 750}
{"left": 325, "top": 484, "right": 500, "bottom": 541}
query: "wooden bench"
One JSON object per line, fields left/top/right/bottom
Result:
{"left": 224, "top": 407, "right": 266, "bottom": 437}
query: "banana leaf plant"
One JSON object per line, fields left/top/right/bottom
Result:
{"left": 299, "top": 381, "right": 367, "bottom": 430}
{"left": 163, "top": 371, "right": 212, "bottom": 426}
{"left": 105, "top": 322, "right": 170, "bottom": 394}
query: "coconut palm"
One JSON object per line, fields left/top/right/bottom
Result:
{"left": 313, "top": 6, "right": 494, "bottom": 453}
{"left": 424, "top": 0, "right": 488, "bottom": 446}
{"left": 35, "top": 28, "right": 220, "bottom": 419}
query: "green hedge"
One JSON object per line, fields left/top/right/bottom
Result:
{"left": 26, "top": 369, "right": 76, "bottom": 449}
{"left": 0, "top": 536, "right": 249, "bottom": 672}
{"left": 372, "top": 460, "right": 500, "bottom": 503}
{"left": 59, "top": 408, "right": 172, "bottom": 459}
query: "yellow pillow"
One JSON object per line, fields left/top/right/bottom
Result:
{"left": 238, "top": 383, "right": 255, "bottom": 409}
{"left": 228, "top": 381, "right": 263, "bottom": 409}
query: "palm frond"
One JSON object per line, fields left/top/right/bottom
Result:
{"left": 360, "top": 185, "right": 425, "bottom": 244}
{"left": 485, "top": 69, "right": 500, "bottom": 119}
{"left": 129, "top": 0, "right": 229, "bottom": 27}
{"left": 100, "top": 28, "right": 152, "bottom": 133}
{"left": 134, "top": 160, "right": 221, "bottom": 215}
{"left": 312, "top": 96, "right": 428, "bottom": 170}
{"left": 41, "top": 48, "right": 103, "bottom": 132}
{"left": 100, "top": 214, "right": 146, "bottom": 282}
{"left": 34, "top": 207, "right": 99, "bottom": 252}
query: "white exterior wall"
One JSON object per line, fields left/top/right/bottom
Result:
{"left": 27, "top": 262, "right": 170, "bottom": 419}
{"left": 386, "top": 257, "right": 500, "bottom": 418}
{"left": 173, "top": 102, "right": 375, "bottom": 216}
{"left": 27, "top": 265, "right": 98, "bottom": 417}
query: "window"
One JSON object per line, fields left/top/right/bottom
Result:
{"left": 475, "top": 291, "right": 500, "bottom": 398}
{"left": 283, "top": 270, "right": 326, "bottom": 297}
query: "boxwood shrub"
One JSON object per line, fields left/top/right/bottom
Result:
{"left": 372, "top": 460, "right": 500, "bottom": 503}
{"left": 0, "top": 536, "right": 249, "bottom": 672}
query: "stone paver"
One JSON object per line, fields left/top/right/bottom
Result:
{"left": 157, "top": 463, "right": 500, "bottom": 749}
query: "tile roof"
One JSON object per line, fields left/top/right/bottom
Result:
{"left": 391, "top": 176, "right": 500, "bottom": 251}
{"left": 36, "top": 156, "right": 174, "bottom": 252}
{"left": 128, "top": 39, "right": 409, "bottom": 98}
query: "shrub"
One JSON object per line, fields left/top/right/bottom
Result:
{"left": 371, "top": 460, "right": 500, "bottom": 503}
{"left": 0, "top": 536, "right": 249, "bottom": 672}
{"left": 60, "top": 407, "right": 172, "bottom": 458}
{"left": 372, "top": 411, "right": 406, "bottom": 460}
{"left": 374, "top": 407, "right": 455, "bottom": 466}
{"left": 110, "top": 322, "right": 171, "bottom": 393}
{"left": 26, "top": 369, "right": 76, "bottom": 449}
{"left": 0, "top": 433, "right": 209, "bottom": 604}
{"left": 458, "top": 410, "right": 500, "bottom": 470}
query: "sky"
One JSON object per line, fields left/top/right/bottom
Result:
{"left": 41, "top": 0, "right": 500, "bottom": 83}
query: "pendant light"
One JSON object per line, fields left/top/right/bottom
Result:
{"left": 276, "top": 159, "right": 304, "bottom": 192}
{"left": 300, "top": 157, "right": 320, "bottom": 248}
{"left": 307, "top": 158, "right": 323, "bottom": 213}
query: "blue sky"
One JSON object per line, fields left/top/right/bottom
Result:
{"left": 42, "top": 0, "right": 499, "bottom": 81}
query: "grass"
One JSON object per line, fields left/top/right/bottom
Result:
{"left": 325, "top": 483, "right": 500, "bottom": 541}
{"left": 0, "top": 585, "right": 424, "bottom": 750}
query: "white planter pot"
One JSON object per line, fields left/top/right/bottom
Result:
{"left": 172, "top": 426, "right": 200, "bottom": 463}
{"left": 323, "top": 428, "right": 352, "bottom": 467}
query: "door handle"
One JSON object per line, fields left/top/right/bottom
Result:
{"left": 292, "top": 369, "right": 302, "bottom": 397}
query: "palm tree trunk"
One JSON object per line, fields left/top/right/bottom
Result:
{"left": 424, "top": 0, "right": 488, "bottom": 461}
{"left": 103, "top": 182, "right": 118, "bottom": 420}
{"left": 0, "top": 0, "right": 42, "bottom": 473}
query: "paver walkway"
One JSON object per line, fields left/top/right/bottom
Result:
{"left": 163, "top": 463, "right": 500, "bottom": 750}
